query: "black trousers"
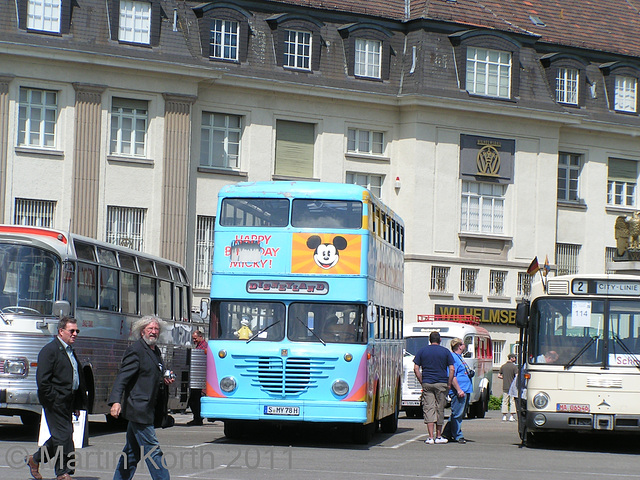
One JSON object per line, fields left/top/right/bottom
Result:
{"left": 33, "top": 405, "right": 75, "bottom": 476}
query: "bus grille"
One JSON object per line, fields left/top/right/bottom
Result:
{"left": 405, "top": 368, "right": 421, "bottom": 389}
{"left": 235, "top": 355, "right": 337, "bottom": 396}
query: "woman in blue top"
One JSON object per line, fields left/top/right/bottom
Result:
{"left": 442, "top": 337, "right": 474, "bottom": 444}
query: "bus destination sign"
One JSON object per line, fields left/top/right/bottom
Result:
{"left": 571, "top": 280, "right": 640, "bottom": 296}
{"left": 247, "top": 280, "right": 329, "bottom": 294}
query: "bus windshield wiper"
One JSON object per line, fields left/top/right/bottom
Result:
{"left": 612, "top": 334, "right": 640, "bottom": 371}
{"left": 246, "top": 320, "right": 281, "bottom": 343}
{"left": 294, "top": 316, "right": 326, "bottom": 345}
{"left": 564, "top": 336, "right": 598, "bottom": 370}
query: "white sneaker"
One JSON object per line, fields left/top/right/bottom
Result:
{"left": 425, "top": 437, "right": 434, "bottom": 444}
{"left": 502, "top": 415, "right": 507, "bottom": 421}
{"left": 509, "top": 416, "right": 516, "bottom": 422}
{"left": 435, "top": 437, "right": 449, "bottom": 444}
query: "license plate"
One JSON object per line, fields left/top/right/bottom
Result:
{"left": 557, "top": 403, "right": 590, "bottom": 413}
{"left": 402, "top": 400, "right": 420, "bottom": 406}
{"left": 264, "top": 406, "right": 300, "bottom": 416}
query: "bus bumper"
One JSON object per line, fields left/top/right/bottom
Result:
{"left": 201, "top": 396, "right": 368, "bottom": 423}
{"left": 526, "top": 411, "right": 640, "bottom": 432}
{"left": 0, "top": 388, "right": 41, "bottom": 415}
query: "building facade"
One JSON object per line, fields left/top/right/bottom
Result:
{"left": 2, "top": 0, "right": 640, "bottom": 370}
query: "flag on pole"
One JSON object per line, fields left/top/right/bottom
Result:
{"left": 543, "top": 255, "right": 551, "bottom": 276}
{"left": 527, "top": 257, "right": 540, "bottom": 275}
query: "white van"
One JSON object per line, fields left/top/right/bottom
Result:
{"left": 402, "top": 316, "right": 493, "bottom": 418}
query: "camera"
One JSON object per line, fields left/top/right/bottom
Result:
{"left": 163, "top": 370, "right": 176, "bottom": 380}
{"left": 468, "top": 369, "right": 475, "bottom": 378}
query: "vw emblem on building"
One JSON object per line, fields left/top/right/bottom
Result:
{"left": 476, "top": 145, "right": 501, "bottom": 176}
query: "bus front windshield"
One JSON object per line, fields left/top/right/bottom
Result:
{"left": 0, "top": 243, "right": 60, "bottom": 316}
{"left": 211, "top": 301, "right": 367, "bottom": 344}
{"left": 530, "top": 298, "right": 640, "bottom": 367}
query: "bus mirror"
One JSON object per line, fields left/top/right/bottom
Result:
{"left": 200, "top": 298, "right": 209, "bottom": 321}
{"left": 516, "top": 302, "right": 529, "bottom": 328}
{"left": 463, "top": 351, "right": 472, "bottom": 358}
{"left": 53, "top": 301, "right": 70, "bottom": 318}
{"left": 366, "top": 302, "right": 376, "bottom": 324}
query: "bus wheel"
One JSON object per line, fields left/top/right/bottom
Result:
{"left": 20, "top": 412, "right": 40, "bottom": 428}
{"left": 223, "top": 420, "right": 245, "bottom": 439}
{"left": 475, "top": 390, "right": 488, "bottom": 419}
{"left": 380, "top": 391, "right": 400, "bottom": 433}
{"left": 352, "top": 422, "right": 375, "bottom": 444}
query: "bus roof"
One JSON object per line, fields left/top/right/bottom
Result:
{"left": 0, "top": 224, "right": 188, "bottom": 272}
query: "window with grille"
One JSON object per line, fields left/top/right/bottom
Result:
{"left": 110, "top": 98, "right": 148, "bottom": 157}
{"left": 194, "top": 215, "right": 215, "bottom": 289}
{"left": 493, "top": 339, "right": 505, "bottom": 366}
{"left": 284, "top": 30, "right": 311, "bottom": 70}
{"left": 355, "top": 38, "right": 381, "bottom": 79}
{"left": 347, "top": 128, "right": 384, "bottom": 155}
{"left": 555, "top": 243, "right": 580, "bottom": 276}
{"left": 210, "top": 19, "right": 238, "bottom": 60}
{"left": 460, "top": 181, "right": 505, "bottom": 234}
{"left": 106, "top": 206, "right": 145, "bottom": 251}
{"left": 614, "top": 75, "right": 637, "bottom": 113}
{"left": 430, "top": 266, "right": 450, "bottom": 293}
{"left": 119, "top": 0, "right": 151, "bottom": 44}
{"left": 27, "top": 0, "right": 61, "bottom": 32}
{"left": 460, "top": 268, "right": 479, "bottom": 294}
{"left": 466, "top": 47, "right": 512, "bottom": 98}
{"left": 489, "top": 270, "right": 507, "bottom": 296}
{"left": 556, "top": 67, "right": 579, "bottom": 105}
{"left": 346, "top": 173, "right": 383, "bottom": 199}
{"left": 200, "top": 112, "right": 241, "bottom": 169}
{"left": 605, "top": 246, "right": 617, "bottom": 274}
{"left": 557, "top": 152, "right": 582, "bottom": 202}
{"left": 517, "top": 272, "right": 531, "bottom": 299}
{"left": 607, "top": 158, "right": 637, "bottom": 207}
{"left": 18, "top": 87, "right": 57, "bottom": 149}
{"left": 14, "top": 198, "right": 56, "bottom": 227}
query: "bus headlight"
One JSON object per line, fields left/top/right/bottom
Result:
{"left": 332, "top": 379, "right": 349, "bottom": 396}
{"left": 220, "top": 376, "right": 237, "bottom": 393}
{"left": 533, "top": 413, "right": 547, "bottom": 426}
{"left": 2, "top": 358, "right": 28, "bottom": 376}
{"left": 533, "top": 392, "right": 549, "bottom": 409}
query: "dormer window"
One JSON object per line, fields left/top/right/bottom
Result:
{"left": 27, "top": 0, "right": 61, "bottom": 33}
{"left": 211, "top": 19, "right": 239, "bottom": 61}
{"left": 355, "top": 39, "right": 382, "bottom": 79}
{"left": 556, "top": 67, "right": 579, "bottom": 105}
{"left": 466, "top": 47, "right": 512, "bottom": 98}
{"left": 615, "top": 75, "right": 637, "bottom": 113}
{"left": 119, "top": 0, "right": 151, "bottom": 44}
{"left": 284, "top": 30, "right": 312, "bottom": 70}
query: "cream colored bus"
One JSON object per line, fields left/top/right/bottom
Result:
{"left": 515, "top": 274, "right": 640, "bottom": 445}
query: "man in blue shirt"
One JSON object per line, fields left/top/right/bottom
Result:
{"left": 442, "top": 338, "right": 474, "bottom": 444}
{"left": 413, "top": 331, "right": 454, "bottom": 444}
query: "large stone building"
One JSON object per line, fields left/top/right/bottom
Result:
{"left": 2, "top": 0, "right": 640, "bottom": 370}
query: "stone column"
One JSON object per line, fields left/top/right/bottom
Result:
{"left": 0, "top": 75, "right": 15, "bottom": 223}
{"left": 160, "top": 93, "right": 196, "bottom": 265}
{"left": 71, "top": 83, "right": 106, "bottom": 238}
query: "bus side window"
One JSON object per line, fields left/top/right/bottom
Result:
{"left": 77, "top": 262, "right": 97, "bottom": 309}
{"left": 140, "top": 276, "right": 155, "bottom": 316}
{"left": 121, "top": 271, "right": 138, "bottom": 315}
{"left": 99, "top": 266, "right": 118, "bottom": 311}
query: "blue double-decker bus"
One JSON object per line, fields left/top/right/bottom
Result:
{"left": 200, "top": 181, "right": 404, "bottom": 443}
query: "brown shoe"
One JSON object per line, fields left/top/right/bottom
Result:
{"left": 25, "top": 455, "right": 42, "bottom": 480}
{"left": 56, "top": 474, "right": 73, "bottom": 480}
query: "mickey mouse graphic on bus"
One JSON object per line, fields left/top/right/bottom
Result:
{"left": 306, "top": 235, "right": 347, "bottom": 269}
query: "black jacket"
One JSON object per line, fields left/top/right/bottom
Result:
{"left": 36, "top": 337, "right": 87, "bottom": 412}
{"left": 108, "top": 338, "right": 167, "bottom": 426}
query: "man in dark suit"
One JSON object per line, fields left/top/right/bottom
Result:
{"left": 109, "top": 315, "right": 175, "bottom": 480}
{"left": 26, "top": 316, "right": 86, "bottom": 480}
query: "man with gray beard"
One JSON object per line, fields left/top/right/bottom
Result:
{"left": 109, "top": 316, "right": 175, "bottom": 480}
